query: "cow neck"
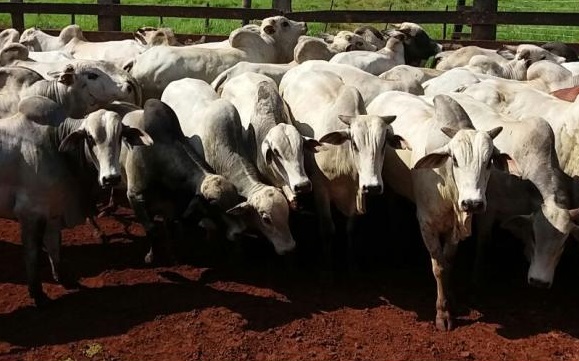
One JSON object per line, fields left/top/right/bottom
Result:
{"left": 214, "top": 144, "right": 266, "bottom": 199}
{"left": 55, "top": 117, "right": 98, "bottom": 185}
{"left": 55, "top": 117, "right": 84, "bottom": 148}
{"left": 175, "top": 140, "right": 213, "bottom": 190}
{"left": 37, "top": 80, "right": 76, "bottom": 117}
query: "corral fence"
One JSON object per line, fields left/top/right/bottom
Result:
{"left": 1, "top": 0, "right": 579, "bottom": 50}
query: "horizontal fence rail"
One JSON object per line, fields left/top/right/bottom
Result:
{"left": 1, "top": 1, "right": 578, "bottom": 49}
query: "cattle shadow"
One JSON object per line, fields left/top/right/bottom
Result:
{"left": 0, "top": 267, "right": 389, "bottom": 347}
{"left": 2, "top": 191, "right": 579, "bottom": 344}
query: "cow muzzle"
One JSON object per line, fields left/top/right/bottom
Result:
{"left": 362, "top": 183, "right": 383, "bottom": 195}
{"left": 293, "top": 180, "right": 312, "bottom": 194}
{"left": 101, "top": 174, "right": 121, "bottom": 187}
{"left": 528, "top": 277, "right": 552, "bottom": 289}
{"left": 460, "top": 199, "right": 485, "bottom": 213}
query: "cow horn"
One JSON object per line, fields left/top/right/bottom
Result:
{"left": 569, "top": 208, "right": 579, "bottom": 223}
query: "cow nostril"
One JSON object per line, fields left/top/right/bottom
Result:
{"left": 293, "top": 180, "right": 312, "bottom": 194}
{"left": 362, "top": 184, "right": 382, "bottom": 195}
{"left": 529, "top": 277, "right": 551, "bottom": 289}
{"left": 102, "top": 175, "right": 121, "bottom": 187}
{"left": 461, "top": 199, "right": 484, "bottom": 213}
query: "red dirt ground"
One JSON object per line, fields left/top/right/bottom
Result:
{"left": 1, "top": 197, "right": 579, "bottom": 361}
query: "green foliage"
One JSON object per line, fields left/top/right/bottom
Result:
{"left": 0, "top": 0, "right": 577, "bottom": 41}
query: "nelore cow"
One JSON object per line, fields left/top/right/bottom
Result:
{"left": 0, "top": 96, "right": 151, "bottom": 305}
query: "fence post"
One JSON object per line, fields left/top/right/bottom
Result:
{"left": 272, "top": 0, "right": 291, "bottom": 13}
{"left": 242, "top": 0, "right": 252, "bottom": 25}
{"left": 10, "top": 0, "right": 25, "bottom": 32}
{"left": 97, "top": 0, "right": 121, "bottom": 31}
{"left": 471, "top": 0, "right": 497, "bottom": 40}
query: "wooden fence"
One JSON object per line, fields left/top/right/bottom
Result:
{"left": 2, "top": 0, "right": 578, "bottom": 49}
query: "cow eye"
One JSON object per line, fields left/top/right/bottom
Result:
{"left": 452, "top": 155, "right": 458, "bottom": 167}
{"left": 282, "top": 21, "right": 289, "bottom": 27}
{"left": 356, "top": 41, "right": 363, "bottom": 47}
{"left": 87, "top": 72, "right": 99, "bottom": 80}
{"left": 261, "top": 213, "right": 272, "bottom": 225}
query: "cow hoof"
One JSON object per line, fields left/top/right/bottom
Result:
{"left": 31, "top": 291, "right": 51, "bottom": 308}
{"left": 435, "top": 313, "right": 454, "bottom": 331}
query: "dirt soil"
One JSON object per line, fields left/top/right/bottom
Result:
{"left": 1, "top": 197, "right": 579, "bottom": 361}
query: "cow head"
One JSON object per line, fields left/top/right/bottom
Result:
{"left": 262, "top": 123, "right": 320, "bottom": 197}
{"left": 328, "top": 31, "right": 377, "bottom": 52}
{"left": 260, "top": 16, "right": 307, "bottom": 63}
{"left": 59, "top": 109, "right": 153, "bottom": 187}
{"left": 514, "top": 44, "right": 566, "bottom": 65}
{"left": 354, "top": 26, "right": 387, "bottom": 50}
{"left": 503, "top": 204, "right": 579, "bottom": 289}
{"left": 0, "top": 28, "right": 20, "bottom": 49}
{"left": 413, "top": 95, "right": 516, "bottom": 214}
{"left": 226, "top": 186, "right": 295, "bottom": 255}
{"left": 319, "top": 114, "right": 407, "bottom": 196}
{"left": 48, "top": 62, "right": 140, "bottom": 116}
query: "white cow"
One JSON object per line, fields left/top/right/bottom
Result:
{"left": 293, "top": 31, "right": 376, "bottom": 63}
{"left": 438, "top": 92, "right": 578, "bottom": 288}
{"left": 19, "top": 25, "right": 85, "bottom": 51}
{"left": 0, "top": 28, "right": 20, "bottom": 49}
{"left": 366, "top": 92, "right": 515, "bottom": 330}
{"left": 281, "top": 69, "right": 406, "bottom": 273}
{"left": 221, "top": 72, "right": 319, "bottom": 204}
{"left": 329, "top": 31, "right": 406, "bottom": 75}
{"left": 280, "top": 60, "right": 424, "bottom": 107}
{"left": 0, "top": 95, "right": 151, "bottom": 305}
{"left": 460, "top": 78, "right": 579, "bottom": 177}
{"left": 0, "top": 62, "right": 137, "bottom": 118}
{"left": 211, "top": 61, "right": 294, "bottom": 93}
{"left": 127, "top": 16, "right": 307, "bottom": 100}
{"left": 162, "top": 78, "right": 296, "bottom": 255}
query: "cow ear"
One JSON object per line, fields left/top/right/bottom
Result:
{"left": 303, "top": 136, "right": 324, "bottom": 153}
{"left": 55, "top": 64, "right": 75, "bottom": 86}
{"left": 387, "top": 134, "right": 412, "bottom": 150}
{"left": 497, "top": 45, "right": 516, "bottom": 60}
{"left": 261, "top": 141, "right": 273, "bottom": 164}
{"left": 487, "top": 126, "right": 503, "bottom": 139}
{"left": 413, "top": 148, "right": 449, "bottom": 169}
{"left": 226, "top": 201, "right": 252, "bottom": 216}
{"left": 59, "top": 128, "right": 86, "bottom": 152}
{"left": 319, "top": 130, "right": 350, "bottom": 145}
{"left": 122, "top": 125, "right": 154, "bottom": 147}
{"left": 492, "top": 151, "right": 521, "bottom": 176}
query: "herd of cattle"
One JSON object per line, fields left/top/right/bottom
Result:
{"left": 0, "top": 16, "right": 579, "bottom": 331}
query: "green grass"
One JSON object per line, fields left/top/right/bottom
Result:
{"left": 1, "top": 0, "right": 578, "bottom": 42}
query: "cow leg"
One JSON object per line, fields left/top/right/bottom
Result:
{"left": 127, "top": 192, "right": 158, "bottom": 264}
{"left": 346, "top": 216, "right": 360, "bottom": 275}
{"left": 472, "top": 212, "right": 495, "bottom": 287}
{"left": 314, "top": 189, "right": 335, "bottom": 283}
{"left": 86, "top": 216, "right": 108, "bottom": 244}
{"left": 97, "top": 188, "right": 118, "bottom": 218}
{"left": 419, "top": 223, "right": 455, "bottom": 331}
{"left": 44, "top": 220, "right": 78, "bottom": 289}
{"left": 21, "top": 217, "right": 49, "bottom": 306}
